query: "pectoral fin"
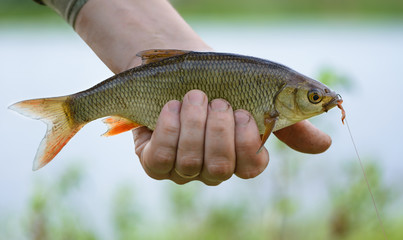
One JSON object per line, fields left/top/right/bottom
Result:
{"left": 136, "top": 49, "right": 191, "bottom": 65}
{"left": 102, "top": 117, "right": 142, "bottom": 137}
{"left": 257, "top": 114, "right": 278, "bottom": 153}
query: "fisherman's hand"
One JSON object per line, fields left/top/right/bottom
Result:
{"left": 132, "top": 90, "right": 270, "bottom": 185}
{"left": 132, "top": 89, "right": 332, "bottom": 185}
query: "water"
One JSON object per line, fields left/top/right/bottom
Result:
{"left": 1, "top": 20, "right": 403, "bottom": 233}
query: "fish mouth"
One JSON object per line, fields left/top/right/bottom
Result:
{"left": 323, "top": 94, "right": 342, "bottom": 112}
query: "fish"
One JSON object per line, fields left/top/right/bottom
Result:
{"left": 9, "top": 49, "right": 342, "bottom": 170}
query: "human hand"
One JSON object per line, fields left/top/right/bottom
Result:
{"left": 132, "top": 90, "right": 270, "bottom": 185}
{"left": 132, "top": 89, "right": 332, "bottom": 185}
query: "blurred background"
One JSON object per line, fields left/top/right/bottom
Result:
{"left": 1, "top": 0, "right": 403, "bottom": 239}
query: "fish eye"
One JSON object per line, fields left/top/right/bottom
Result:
{"left": 308, "top": 89, "right": 323, "bottom": 104}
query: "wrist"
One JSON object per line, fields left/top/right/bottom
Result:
{"left": 75, "top": 0, "right": 211, "bottom": 73}
{"left": 39, "top": 0, "right": 88, "bottom": 27}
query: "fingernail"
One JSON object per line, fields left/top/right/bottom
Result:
{"left": 188, "top": 90, "right": 205, "bottom": 106}
{"left": 235, "top": 110, "right": 251, "bottom": 126}
{"left": 168, "top": 101, "right": 181, "bottom": 113}
{"left": 210, "top": 99, "right": 229, "bottom": 112}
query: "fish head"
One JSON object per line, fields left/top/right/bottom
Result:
{"left": 274, "top": 73, "right": 340, "bottom": 130}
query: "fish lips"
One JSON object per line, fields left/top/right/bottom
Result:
{"left": 323, "top": 94, "right": 342, "bottom": 112}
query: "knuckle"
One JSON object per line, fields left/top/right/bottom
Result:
{"left": 236, "top": 155, "right": 269, "bottom": 179}
{"left": 207, "top": 116, "right": 233, "bottom": 136}
{"left": 186, "top": 116, "right": 205, "bottom": 129}
{"left": 149, "top": 147, "right": 176, "bottom": 170}
{"left": 236, "top": 141, "right": 258, "bottom": 154}
{"left": 206, "top": 159, "right": 234, "bottom": 180}
{"left": 178, "top": 154, "right": 203, "bottom": 172}
{"left": 161, "top": 122, "right": 180, "bottom": 137}
{"left": 209, "top": 123, "right": 228, "bottom": 134}
{"left": 215, "top": 111, "right": 233, "bottom": 121}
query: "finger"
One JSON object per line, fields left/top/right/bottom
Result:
{"left": 132, "top": 126, "right": 152, "bottom": 157}
{"left": 140, "top": 100, "right": 181, "bottom": 179}
{"left": 234, "top": 110, "right": 269, "bottom": 179}
{"left": 175, "top": 90, "right": 208, "bottom": 177}
{"left": 201, "top": 99, "right": 235, "bottom": 182}
{"left": 274, "top": 120, "right": 332, "bottom": 154}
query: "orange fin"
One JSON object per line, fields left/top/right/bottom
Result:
{"left": 102, "top": 117, "right": 142, "bottom": 137}
{"left": 9, "top": 96, "right": 84, "bottom": 171}
{"left": 257, "top": 113, "right": 278, "bottom": 153}
{"left": 136, "top": 49, "right": 190, "bottom": 65}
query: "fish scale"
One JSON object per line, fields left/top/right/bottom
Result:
{"left": 70, "top": 52, "right": 285, "bottom": 132}
{"left": 9, "top": 49, "right": 341, "bottom": 170}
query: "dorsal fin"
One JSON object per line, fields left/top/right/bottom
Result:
{"left": 136, "top": 49, "right": 190, "bottom": 65}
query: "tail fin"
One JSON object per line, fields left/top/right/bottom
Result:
{"left": 9, "top": 96, "right": 84, "bottom": 170}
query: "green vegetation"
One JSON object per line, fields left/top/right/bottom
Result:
{"left": 1, "top": 156, "right": 402, "bottom": 239}
{"left": 0, "top": 0, "right": 58, "bottom": 21}
{"left": 317, "top": 67, "right": 353, "bottom": 91}
{"left": 173, "top": 0, "right": 403, "bottom": 19}
{"left": 1, "top": 0, "right": 403, "bottom": 22}
{"left": 0, "top": 165, "right": 97, "bottom": 240}
{"left": 328, "top": 161, "right": 394, "bottom": 239}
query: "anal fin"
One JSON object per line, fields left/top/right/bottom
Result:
{"left": 102, "top": 117, "right": 142, "bottom": 137}
{"left": 136, "top": 49, "right": 190, "bottom": 65}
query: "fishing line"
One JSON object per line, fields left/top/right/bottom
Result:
{"left": 345, "top": 118, "right": 388, "bottom": 240}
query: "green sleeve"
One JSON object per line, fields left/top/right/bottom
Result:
{"left": 32, "top": 0, "right": 89, "bottom": 28}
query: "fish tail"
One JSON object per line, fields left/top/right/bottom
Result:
{"left": 9, "top": 96, "right": 84, "bottom": 170}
